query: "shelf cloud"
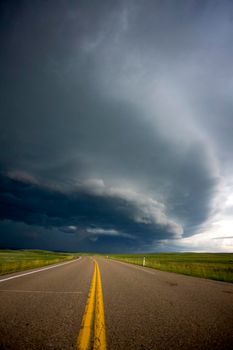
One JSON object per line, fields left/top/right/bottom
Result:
{"left": 0, "top": 0, "right": 233, "bottom": 252}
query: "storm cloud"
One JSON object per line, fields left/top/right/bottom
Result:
{"left": 0, "top": 0, "right": 233, "bottom": 252}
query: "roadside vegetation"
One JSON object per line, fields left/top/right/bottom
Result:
{"left": 0, "top": 249, "right": 78, "bottom": 275}
{"left": 108, "top": 253, "right": 233, "bottom": 283}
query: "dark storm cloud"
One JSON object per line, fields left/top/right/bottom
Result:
{"left": 0, "top": 0, "right": 232, "bottom": 251}
{"left": 0, "top": 173, "right": 178, "bottom": 251}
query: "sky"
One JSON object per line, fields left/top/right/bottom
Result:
{"left": 0, "top": 0, "right": 233, "bottom": 252}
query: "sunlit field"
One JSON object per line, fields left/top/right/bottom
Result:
{"left": 109, "top": 253, "right": 233, "bottom": 283}
{"left": 0, "top": 250, "right": 78, "bottom": 275}
{"left": 2, "top": 250, "right": 233, "bottom": 283}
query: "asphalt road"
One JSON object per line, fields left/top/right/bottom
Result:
{"left": 0, "top": 257, "right": 93, "bottom": 350}
{"left": 99, "top": 258, "right": 233, "bottom": 350}
{"left": 0, "top": 257, "right": 233, "bottom": 350}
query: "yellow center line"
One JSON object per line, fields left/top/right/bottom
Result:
{"left": 94, "top": 262, "right": 106, "bottom": 350}
{"left": 77, "top": 262, "right": 97, "bottom": 350}
{"left": 77, "top": 259, "right": 107, "bottom": 350}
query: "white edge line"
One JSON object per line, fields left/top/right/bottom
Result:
{"left": 0, "top": 257, "right": 82, "bottom": 283}
{"left": 107, "top": 258, "right": 233, "bottom": 286}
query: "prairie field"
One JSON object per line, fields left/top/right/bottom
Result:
{"left": 0, "top": 249, "right": 78, "bottom": 275}
{"left": 109, "top": 253, "right": 233, "bottom": 283}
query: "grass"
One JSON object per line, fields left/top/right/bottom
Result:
{"left": 108, "top": 253, "right": 233, "bottom": 283}
{"left": 2, "top": 250, "right": 232, "bottom": 283}
{"left": 0, "top": 249, "right": 79, "bottom": 275}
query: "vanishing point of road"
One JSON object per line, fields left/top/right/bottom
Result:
{"left": 0, "top": 256, "right": 233, "bottom": 350}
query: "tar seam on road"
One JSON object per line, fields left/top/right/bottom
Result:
{"left": 77, "top": 259, "right": 107, "bottom": 350}
{"left": 0, "top": 290, "right": 83, "bottom": 294}
{"left": 0, "top": 257, "right": 81, "bottom": 283}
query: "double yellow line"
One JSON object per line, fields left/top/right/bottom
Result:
{"left": 77, "top": 259, "right": 107, "bottom": 350}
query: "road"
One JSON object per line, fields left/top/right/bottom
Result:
{"left": 0, "top": 257, "right": 233, "bottom": 350}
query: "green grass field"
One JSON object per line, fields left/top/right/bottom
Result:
{"left": 108, "top": 253, "right": 233, "bottom": 283}
{"left": 0, "top": 250, "right": 78, "bottom": 275}
{"left": 2, "top": 250, "right": 233, "bottom": 283}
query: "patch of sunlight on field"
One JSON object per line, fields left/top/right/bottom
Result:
{"left": 0, "top": 249, "right": 79, "bottom": 275}
{"left": 108, "top": 253, "right": 233, "bottom": 283}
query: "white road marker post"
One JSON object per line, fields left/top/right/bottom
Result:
{"left": 143, "top": 257, "right": 146, "bottom": 267}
